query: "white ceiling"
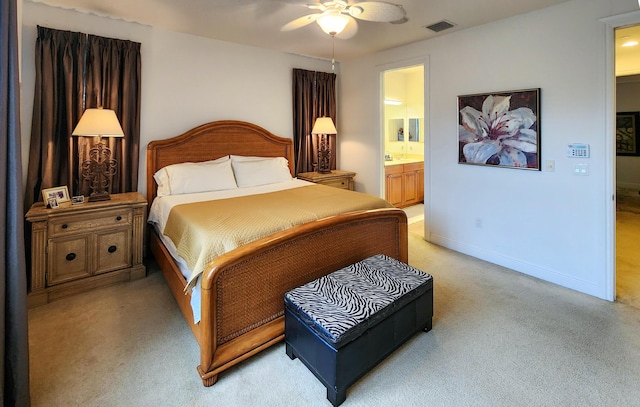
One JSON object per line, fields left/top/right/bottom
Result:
{"left": 29, "top": 0, "right": 572, "bottom": 61}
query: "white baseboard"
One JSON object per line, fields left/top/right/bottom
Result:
{"left": 429, "top": 233, "right": 606, "bottom": 300}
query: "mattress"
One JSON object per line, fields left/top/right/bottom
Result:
{"left": 149, "top": 179, "right": 315, "bottom": 323}
{"left": 149, "top": 179, "right": 394, "bottom": 324}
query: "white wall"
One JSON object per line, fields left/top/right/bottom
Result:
{"left": 616, "top": 76, "right": 640, "bottom": 190}
{"left": 340, "top": 0, "right": 637, "bottom": 300}
{"left": 20, "top": 1, "right": 333, "bottom": 196}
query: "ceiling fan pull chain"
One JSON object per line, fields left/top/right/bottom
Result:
{"left": 331, "top": 34, "right": 335, "bottom": 72}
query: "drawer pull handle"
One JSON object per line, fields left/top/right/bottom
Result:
{"left": 116, "top": 216, "right": 122, "bottom": 221}
{"left": 66, "top": 253, "right": 76, "bottom": 261}
{"left": 62, "top": 224, "right": 68, "bottom": 229}
{"left": 108, "top": 245, "right": 117, "bottom": 253}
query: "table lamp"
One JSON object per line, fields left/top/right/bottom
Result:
{"left": 72, "top": 107, "right": 124, "bottom": 201}
{"left": 311, "top": 117, "right": 337, "bottom": 174}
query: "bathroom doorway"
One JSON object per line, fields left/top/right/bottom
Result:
{"left": 380, "top": 63, "right": 427, "bottom": 235}
{"left": 614, "top": 24, "right": 640, "bottom": 305}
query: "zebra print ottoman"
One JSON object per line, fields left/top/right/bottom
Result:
{"left": 284, "top": 254, "right": 433, "bottom": 407}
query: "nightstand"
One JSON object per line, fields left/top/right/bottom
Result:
{"left": 297, "top": 170, "right": 356, "bottom": 190}
{"left": 25, "top": 192, "right": 147, "bottom": 307}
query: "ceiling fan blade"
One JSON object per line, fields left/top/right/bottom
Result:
{"left": 348, "top": 2, "right": 405, "bottom": 23}
{"left": 306, "top": 2, "right": 327, "bottom": 11}
{"left": 281, "top": 13, "right": 320, "bottom": 31}
{"left": 335, "top": 16, "right": 358, "bottom": 39}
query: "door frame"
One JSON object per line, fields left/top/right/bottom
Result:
{"left": 376, "top": 56, "right": 431, "bottom": 239}
{"left": 601, "top": 10, "right": 640, "bottom": 301}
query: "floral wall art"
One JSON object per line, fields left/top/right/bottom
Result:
{"left": 458, "top": 88, "right": 540, "bottom": 170}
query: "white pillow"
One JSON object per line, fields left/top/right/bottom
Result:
{"left": 231, "top": 157, "right": 293, "bottom": 187}
{"left": 154, "top": 156, "right": 236, "bottom": 196}
{"left": 231, "top": 155, "right": 279, "bottom": 162}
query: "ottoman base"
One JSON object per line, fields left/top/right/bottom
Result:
{"left": 285, "top": 287, "right": 433, "bottom": 406}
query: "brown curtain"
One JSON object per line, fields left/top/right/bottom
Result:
{"left": 25, "top": 26, "right": 86, "bottom": 207}
{"left": 1, "top": 0, "right": 31, "bottom": 405}
{"left": 82, "top": 34, "right": 141, "bottom": 196}
{"left": 25, "top": 27, "right": 141, "bottom": 206}
{"left": 292, "top": 68, "right": 337, "bottom": 175}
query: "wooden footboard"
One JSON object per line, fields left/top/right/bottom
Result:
{"left": 198, "top": 208, "right": 407, "bottom": 386}
{"left": 152, "top": 208, "right": 407, "bottom": 386}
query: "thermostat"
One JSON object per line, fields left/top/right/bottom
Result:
{"left": 567, "top": 143, "right": 590, "bottom": 158}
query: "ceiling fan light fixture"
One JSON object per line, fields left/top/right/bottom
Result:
{"left": 283, "top": 1, "right": 405, "bottom": 36}
{"left": 317, "top": 11, "right": 350, "bottom": 35}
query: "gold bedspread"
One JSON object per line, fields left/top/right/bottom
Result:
{"left": 162, "top": 184, "right": 393, "bottom": 289}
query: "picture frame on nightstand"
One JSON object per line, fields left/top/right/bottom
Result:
{"left": 42, "top": 186, "right": 70, "bottom": 203}
{"left": 71, "top": 195, "right": 85, "bottom": 205}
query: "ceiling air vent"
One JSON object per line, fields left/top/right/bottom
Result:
{"left": 423, "top": 20, "right": 455, "bottom": 33}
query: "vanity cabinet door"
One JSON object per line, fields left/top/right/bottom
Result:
{"left": 403, "top": 162, "right": 424, "bottom": 206}
{"left": 403, "top": 170, "right": 419, "bottom": 206}
{"left": 385, "top": 165, "right": 404, "bottom": 207}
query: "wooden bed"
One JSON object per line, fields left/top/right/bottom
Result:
{"left": 146, "top": 120, "right": 408, "bottom": 386}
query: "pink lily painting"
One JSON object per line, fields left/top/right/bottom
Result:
{"left": 458, "top": 88, "right": 540, "bottom": 170}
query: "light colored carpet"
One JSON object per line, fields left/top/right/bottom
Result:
{"left": 403, "top": 203, "right": 424, "bottom": 224}
{"left": 28, "top": 225, "right": 640, "bottom": 406}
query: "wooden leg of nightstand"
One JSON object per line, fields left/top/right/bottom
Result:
{"left": 130, "top": 264, "right": 146, "bottom": 280}
{"left": 30, "top": 221, "right": 47, "bottom": 290}
{"left": 132, "top": 206, "right": 146, "bottom": 278}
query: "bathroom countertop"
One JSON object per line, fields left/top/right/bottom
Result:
{"left": 384, "top": 157, "right": 424, "bottom": 166}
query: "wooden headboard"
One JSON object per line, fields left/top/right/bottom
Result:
{"left": 146, "top": 120, "right": 295, "bottom": 206}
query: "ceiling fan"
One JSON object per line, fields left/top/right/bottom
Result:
{"left": 281, "top": 1, "right": 407, "bottom": 38}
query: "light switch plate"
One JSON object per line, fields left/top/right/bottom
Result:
{"left": 573, "top": 163, "right": 589, "bottom": 175}
{"left": 545, "top": 160, "right": 555, "bottom": 172}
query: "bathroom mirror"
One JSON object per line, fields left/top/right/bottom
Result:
{"left": 388, "top": 118, "right": 404, "bottom": 141}
{"left": 408, "top": 118, "right": 420, "bottom": 142}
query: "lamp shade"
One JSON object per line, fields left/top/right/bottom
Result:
{"left": 72, "top": 108, "right": 124, "bottom": 137}
{"left": 311, "top": 117, "right": 337, "bottom": 135}
{"left": 317, "top": 11, "right": 349, "bottom": 36}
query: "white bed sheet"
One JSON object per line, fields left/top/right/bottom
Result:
{"left": 148, "top": 178, "right": 315, "bottom": 324}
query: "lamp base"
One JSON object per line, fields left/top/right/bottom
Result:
{"left": 81, "top": 140, "right": 117, "bottom": 202}
{"left": 88, "top": 191, "right": 111, "bottom": 202}
{"left": 317, "top": 134, "right": 332, "bottom": 175}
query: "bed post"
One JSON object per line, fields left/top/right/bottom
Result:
{"left": 197, "top": 283, "right": 218, "bottom": 386}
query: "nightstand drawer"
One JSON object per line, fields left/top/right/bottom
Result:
{"left": 320, "top": 178, "right": 351, "bottom": 190}
{"left": 49, "top": 208, "right": 132, "bottom": 236}
{"left": 297, "top": 170, "right": 356, "bottom": 191}
{"left": 48, "top": 235, "right": 92, "bottom": 285}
